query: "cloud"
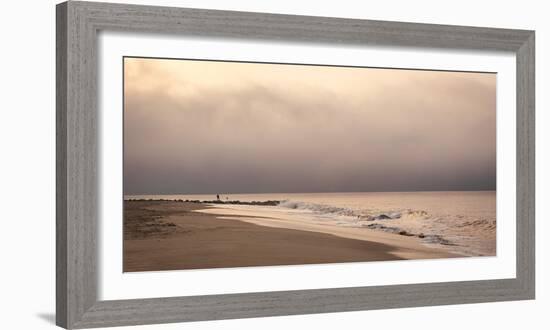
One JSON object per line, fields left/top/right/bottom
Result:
{"left": 123, "top": 58, "right": 496, "bottom": 194}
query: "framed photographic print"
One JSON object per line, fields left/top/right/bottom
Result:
{"left": 56, "top": 1, "right": 535, "bottom": 328}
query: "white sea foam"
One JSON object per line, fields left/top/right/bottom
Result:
{"left": 275, "top": 194, "right": 495, "bottom": 256}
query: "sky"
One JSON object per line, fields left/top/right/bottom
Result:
{"left": 123, "top": 57, "right": 496, "bottom": 195}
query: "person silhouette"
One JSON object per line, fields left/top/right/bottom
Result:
{"left": 216, "top": 194, "right": 220, "bottom": 201}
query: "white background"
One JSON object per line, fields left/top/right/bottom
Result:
{"left": 0, "top": 0, "right": 548, "bottom": 329}
{"left": 99, "top": 33, "right": 517, "bottom": 300}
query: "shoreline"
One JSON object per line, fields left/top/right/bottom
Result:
{"left": 124, "top": 200, "right": 458, "bottom": 272}
{"left": 196, "top": 204, "right": 460, "bottom": 260}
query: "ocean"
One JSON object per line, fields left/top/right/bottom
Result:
{"left": 125, "top": 191, "right": 496, "bottom": 256}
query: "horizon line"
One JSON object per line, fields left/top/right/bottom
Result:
{"left": 124, "top": 189, "right": 497, "bottom": 196}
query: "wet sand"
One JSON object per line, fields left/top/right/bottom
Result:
{"left": 124, "top": 200, "right": 457, "bottom": 272}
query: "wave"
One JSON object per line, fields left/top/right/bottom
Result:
{"left": 278, "top": 200, "right": 428, "bottom": 221}
{"left": 362, "top": 223, "right": 456, "bottom": 246}
{"left": 455, "top": 218, "right": 496, "bottom": 230}
{"left": 277, "top": 199, "right": 494, "bottom": 255}
{"left": 278, "top": 200, "right": 359, "bottom": 217}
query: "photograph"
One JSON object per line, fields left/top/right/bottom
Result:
{"left": 123, "top": 56, "right": 497, "bottom": 272}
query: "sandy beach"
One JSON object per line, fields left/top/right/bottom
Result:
{"left": 124, "top": 200, "right": 458, "bottom": 272}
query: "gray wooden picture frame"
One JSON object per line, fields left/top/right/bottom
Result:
{"left": 56, "top": 1, "right": 535, "bottom": 328}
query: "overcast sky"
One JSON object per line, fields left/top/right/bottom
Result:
{"left": 123, "top": 57, "right": 496, "bottom": 195}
